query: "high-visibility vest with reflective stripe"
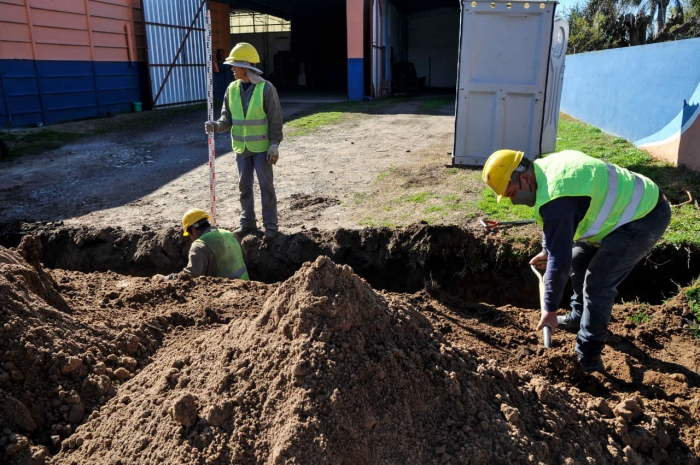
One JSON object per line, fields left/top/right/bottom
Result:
{"left": 196, "top": 228, "right": 250, "bottom": 281}
{"left": 228, "top": 80, "right": 271, "bottom": 154}
{"left": 533, "top": 150, "right": 659, "bottom": 244}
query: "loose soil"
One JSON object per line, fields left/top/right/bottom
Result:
{"left": 1, "top": 228, "right": 700, "bottom": 464}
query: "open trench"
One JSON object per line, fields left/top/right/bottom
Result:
{"left": 1, "top": 221, "right": 699, "bottom": 309}
{"left": 2, "top": 222, "right": 700, "bottom": 464}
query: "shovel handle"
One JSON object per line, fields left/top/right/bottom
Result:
{"left": 531, "top": 265, "right": 552, "bottom": 349}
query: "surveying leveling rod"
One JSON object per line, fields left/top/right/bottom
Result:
{"left": 205, "top": 6, "right": 217, "bottom": 226}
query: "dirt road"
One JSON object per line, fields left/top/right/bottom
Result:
{"left": 0, "top": 99, "right": 456, "bottom": 232}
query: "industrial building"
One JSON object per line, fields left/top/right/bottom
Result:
{"left": 0, "top": 0, "right": 461, "bottom": 127}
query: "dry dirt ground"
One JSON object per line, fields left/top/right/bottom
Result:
{"left": 1, "top": 98, "right": 699, "bottom": 464}
{"left": 0, "top": 99, "right": 462, "bottom": 232}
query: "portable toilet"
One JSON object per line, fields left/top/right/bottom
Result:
{"left": 451, "top": 0, "right": 569, "bottom": 166}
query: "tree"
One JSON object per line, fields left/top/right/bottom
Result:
{"left": 567, "top": 0, "right": 700, "bottom": 53}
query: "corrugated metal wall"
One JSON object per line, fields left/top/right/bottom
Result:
{"left": 0, "top": 0, "right": 149, "bottom": 127}
{"left": 0, "top": 0, "right": 230, "bottom": 127}
{"left": 142, "top": 0, "right": 207, "bottom": 107}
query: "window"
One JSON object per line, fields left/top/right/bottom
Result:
{"left": 229, "top": 10, "right": 291, "bottom": 34}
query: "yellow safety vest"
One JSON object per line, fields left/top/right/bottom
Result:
{"left": 228, "top": 80, "right": 271, "bottom": 154}
{"left": 196, "top": 228, "right": 249, "bottom": 280}
{"left": 533, "top": 150, "right": 659, "bottom": 244}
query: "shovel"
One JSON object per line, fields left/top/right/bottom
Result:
{"left": 530, "top": 265, "right": 552, "bottom": 348}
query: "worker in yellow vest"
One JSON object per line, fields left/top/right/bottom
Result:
{"left": 205, "top": 43, "right": 283, "bottom": 242}
{"left": 482, "top": 150, "right": 671, "bottom": 373}
{"left": 154, "top": 208, "right": 249, "bottom": 281}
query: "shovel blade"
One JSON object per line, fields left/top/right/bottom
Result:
{"left": 543, "top": 326, "right": 552, "bottom": 348}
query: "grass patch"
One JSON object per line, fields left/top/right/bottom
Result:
{"left": 626, "top": 311, "right": 651, "bottom": 325}
{"left": 442, "top": 194, "right": 461, "bottom": 203}
{"left": 285, "top": 98, "right": 414, "bottom": 137}
{"left": 400, "top": 191, "right": 432, "bottom": 204}
{"left": 0, "top": 130, "right": 82, "bottom": 159}
{"left": 352, "top": 192, "right": 366, "bottom": 206}
{"left": 286, "top": 111, "right": 347, "bottom": 137}
{"left": 424, "top": 205, "right": 446, "bottom": 214}
{"left": 418, "top": 97, "right": 454, "bottom": 113}
{"left": 664, "top": 205, "right": 700, "bottom": 247}
{"left": 1, "top": 103, "right": 206, "bottom": 160}
{"left": 556, "top": 115, "right": 700, "bottom": 247}
{"left": 359, "top": 216, "right": 376, "bottom": 227}
{"left": 478, "top": 189, "right": 534, "bottom": 221}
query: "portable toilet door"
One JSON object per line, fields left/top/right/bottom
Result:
{"left": 452, "top": 0, "right": 558, "bottom": 166}
{"left": 541, "top": 16, "right": 569, "bottom": 154}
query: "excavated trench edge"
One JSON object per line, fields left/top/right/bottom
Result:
{"left": 1, "top": 221, "right": 699, "bottom": 308}
{"left": 2, "top": 223, "right": 700, "bottom": 463}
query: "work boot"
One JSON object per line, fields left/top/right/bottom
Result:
{"left": 557, "top": 312, "right": 581, "bottom": 332}
{"left": 233, "top": 226, "right": 258, "bottom": 238}
{"left": 577, "top": 354, "right": 605, "bottom": 374}
{"left": 263, "top": 230, "right": 279, "bottom": 242}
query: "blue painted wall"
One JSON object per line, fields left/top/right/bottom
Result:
{"left": 347, "top": 58, "right": 364, "bottom": 101}
{"left": 0, "top": 61, "right": 146, "bottom": 128}
{"left": 560, "top": 38, "right": 700, "bottom": 143}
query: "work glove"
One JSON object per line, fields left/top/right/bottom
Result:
{"left": 204, "top": 121, "right": 219, "bottom": 135}
{"left": 267, "top": 144, "right": 279, "bottom": 165}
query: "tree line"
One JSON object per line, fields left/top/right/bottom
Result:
{"left": 567, "top": 0, "right": 700, "bottom": 53}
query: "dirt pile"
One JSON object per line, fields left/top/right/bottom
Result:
{"left": 49, "top": 256, "right": 689, "bottom": 464}
{"left": 0, "top": 237, "right": 275, "bottom": 465}
{"left": 0, "top": 239, "right": 187, "bottom": 464}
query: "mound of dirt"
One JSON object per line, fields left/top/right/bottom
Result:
{"left": 50, "top": 256, "right": 689, "bottom": 464}
{"left": 0, "top": 241, "right": 173, "bottom": 464}
{"left": 287, "top": 193, "right": 340, "bottom": 211}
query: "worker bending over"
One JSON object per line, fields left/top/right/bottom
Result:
{"left": 482, "top": 150, "right": 670, "bottom": 373}
{"left": 205, "top": 42, "right": 283, "bottom": 242}
{"left": 155, "top": 209, "right": 249, "bottom": 281}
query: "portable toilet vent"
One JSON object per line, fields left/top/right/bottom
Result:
{"left": 452, "top": 0, "right": 569, "bottom": 166}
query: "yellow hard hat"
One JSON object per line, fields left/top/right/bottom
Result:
{"left": 224, "top": 43, "right": 260, "bottom": 64}
{"left": 481, "top": 150, "right": 525, "bottom": 202}
{"left": 181, "top": 208, "right": 210, "bottom": 236}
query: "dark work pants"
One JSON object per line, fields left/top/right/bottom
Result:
{"left": 569, "top": 197, "right": 671, "bottom": 359}
{"left": 235, "top": 152, "right": 278, "bottom": 232}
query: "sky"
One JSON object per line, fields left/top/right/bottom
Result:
{"left": 555, "top": 0, "right": 582, "bottom": 15}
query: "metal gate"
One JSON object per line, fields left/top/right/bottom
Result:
{"left": 142, "top": 0, "right": 208, "bottom": 108}
{"left": 371, "top": 0, "right": 386, "bottom": 99}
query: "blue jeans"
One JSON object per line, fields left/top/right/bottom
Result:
{"left": 569, "top": 197, "right": 671, "bottom": 359}
{"left": 235, "top": 152, "right": 278, "bottom": 232}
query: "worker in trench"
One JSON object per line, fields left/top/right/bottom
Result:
{"left": 481, "top": 149, "right": 671, "bottom": 373}
{"left": 204, "top": 42, "right": 283, "bottom": 242}
{"left": 153, "top": 208, "right": 249, "bottom": 282}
